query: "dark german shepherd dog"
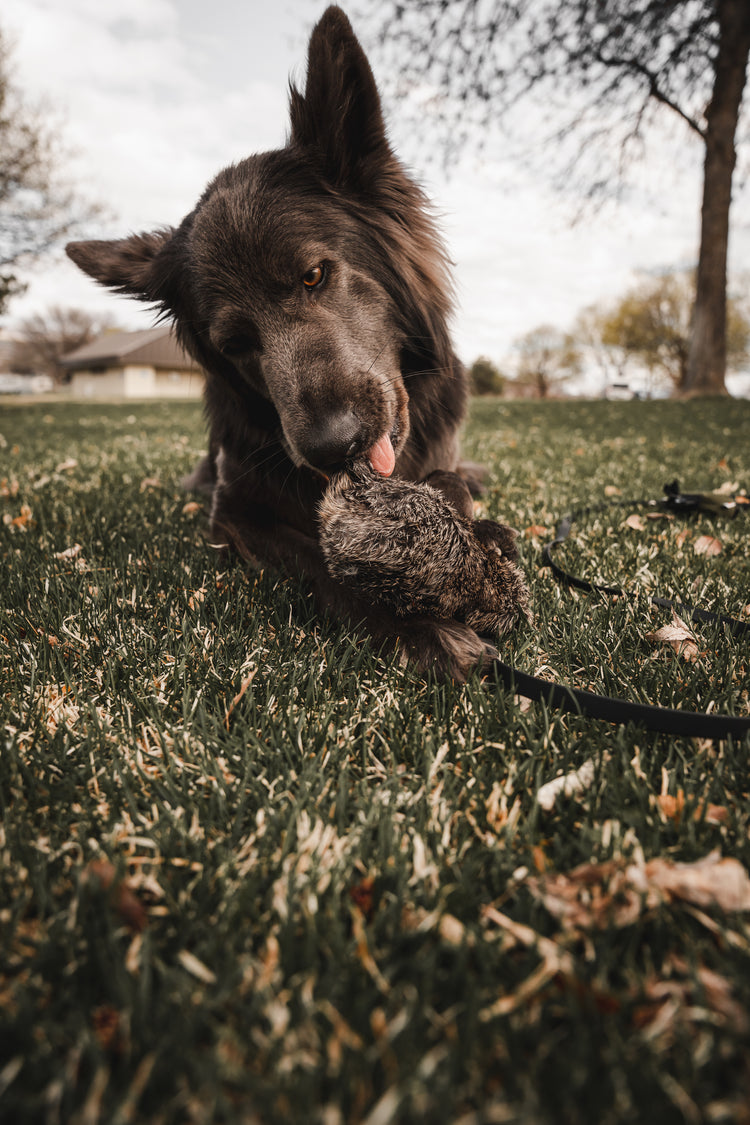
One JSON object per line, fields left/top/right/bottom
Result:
{"left": 67, "top": 6, "right": 504, "bottom": 679}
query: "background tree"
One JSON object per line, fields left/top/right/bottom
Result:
{"left": 12, "top": 306, "right": 120, "bottom": 384}
{"left": 599, "top": 271, "right": 750, "bottom": 392}
{"left": 376, "top": 0, "right": 750, "bottom": 396}
{"left": 468, "top": 355, "right": 506, "bottom": 395}
{"left": 0, "top": 26, "right": 99, "bottom": 316}
{"left": 513, "top": 325, "right": 581, "bottom": 398}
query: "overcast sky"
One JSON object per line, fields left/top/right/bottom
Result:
{"left": 4, "top": 0, "right": 749, "bottom": 388}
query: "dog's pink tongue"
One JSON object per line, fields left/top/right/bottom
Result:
{"left": 367, "top": 433, "right": 395, "bottom": 477}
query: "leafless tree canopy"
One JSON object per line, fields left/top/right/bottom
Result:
{"left": 12, "top": 306, "right": 120, "bottom": 382}
{"left": 378, "top": 0, "right": 719, "bottom": 182}
{"left": 0, "top": 27, "right": 100, "bottom": 314}
{"left": 374, "top": 0, "right": 750, "bottom": 394}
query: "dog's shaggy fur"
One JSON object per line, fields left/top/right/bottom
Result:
{"left": 66, "top": 5, "right": 526, "bottom": 679}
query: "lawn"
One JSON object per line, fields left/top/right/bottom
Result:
{"left": 1, "top": 395, "right": 749, "bottom": 1124}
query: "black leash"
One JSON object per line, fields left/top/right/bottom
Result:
{"left": 491, "top": 482, "right": 750, "bottom": 740}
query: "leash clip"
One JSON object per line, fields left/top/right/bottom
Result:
{"left": 661, "top": 479, "right": 737, "bottom": 517}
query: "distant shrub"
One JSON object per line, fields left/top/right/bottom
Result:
{"left": 468, "top": 356, "right": 505, "bottom": 395}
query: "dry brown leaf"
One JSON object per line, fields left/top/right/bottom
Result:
{"left": 675, "top": 528, "right": 690, "bottom": 549}
{"left": 657, "top": 792, "right": 685, "bottom": 823}
{"left": 182, "top": 500, "right": 201, "bottom": 515}
{"left": 349, "top": 877, "right": 375, "bottom": 920}
{"left": 645, "top": 611, "right": 699, "bottom": 662}
{"left": 604, "top": 485, "right": 621, "bottom": 497}
{"left": 527, "top": 851, "right": 750, "bottom": 936}
{"left": 4, "top": 503, "right": 33, "bottom": 529}
{"left": 82, "top": 860, "right": 147, "bottom": 933}
{"left": 438, "top": 914, "right": 467, "bottom": 946}
{"left": 177, "top": 949, "right": 217, "bottom": 984}
{"left": 527, "top": 860, "right": 644, "bottom": 931}
{"left": 643, "top": 852, "right": 750, "bottom": 912}
{"left": 694, "top": 535, "right": 722, "bottom": 557}
{"left": 54, "top": 543, "right": 83, "bottom": 560}
{"left": 657, "top": 792, "right": 728, "bottom": 826}
{"left": 536, "top": 758, "right": 597, "bottom": 811}
{"left": 624, "top": 514, "right": 646, "bottom": 531}
{"left": 523, "top": 524, "right": 550, "bottom": 539}
{"left": 92, "top": 1005, "right": 126, "bottom": 1053}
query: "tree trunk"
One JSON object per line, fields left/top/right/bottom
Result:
{"left": 683, "top": 0, "right": 750, "bottom": 395}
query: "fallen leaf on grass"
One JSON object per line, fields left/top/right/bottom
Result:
{"left": 82, "top": 860, "right": 147, "bottom": 933}
{"left": 54, "top": 543, "right": 83, "bottom": 560}
{"left": 537, "top": 758, "right": 596, "bottom": 811}
{"left": 527, "top": 860, "right": 643, "bottom": 931}
{"left": 694, "top": 535, "right": 722, "bottom": 557}
{"left": 182, "top": 500, "right": 201, "bottom": 515}
{"left": 642, "top": 851, "right": 750, "bottom": 912}
{"left": 526, "top": 850, "right": 750, "bottom": 934}
{"left": 0, "top": 478, "right": 19, "bottom": 498}
{"left": 523, "top": 524, "right": 551, "bottom": 540}
{"left": 438, "top": 914, "right": 467, "bottom": 946}
{"left": 92, "top": 1005, "right": 127, "bottom": 1054}
{"left": 139, "top": 476, "right": 162, "bottom": 491}
{"left": 3, "top": 503, "right": 33, "bottom": 529}
{"left": 656, "top": 791, "right": 728, "bottom": 826}
{"left": 37, "top": 683, "right": 80, "bottom": 733}
{"left": 177, "top": 949, "right": 217, "bottom": 985}
{"left": 349, "top": 877, "right": 375, "bottom": 920}
{"left": 624, "top": 513, "right": 646, "bottom": 531}
{"left": 645, "top": 611, "right": 699, "bottom": 662}
{"left": 55, "top": 458, "right": 78, "bottom": 472}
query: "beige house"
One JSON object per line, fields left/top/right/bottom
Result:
{"left": 61, "top": 326, "right": 204, "bottom": 398}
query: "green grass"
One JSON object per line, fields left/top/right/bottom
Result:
{"left": 1, "top": 396, "right": 749, "bottom": 1124}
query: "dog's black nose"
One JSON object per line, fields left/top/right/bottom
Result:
{"left": 299, "top": 409, "right": 361, "bottom": 468}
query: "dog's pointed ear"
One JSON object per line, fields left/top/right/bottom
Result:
{"left": 66, "top": 230, "right": 176, "bottom": 302}
{"left": 289, "top": 6, "right": 390, "bottom": 187}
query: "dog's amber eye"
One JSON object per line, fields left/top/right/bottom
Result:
{"left": 302, "top": 264, "right": 326, "bottom": 289}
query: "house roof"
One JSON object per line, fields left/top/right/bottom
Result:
{"left": 60, "top": 326, "right": 202, "bottom": 372}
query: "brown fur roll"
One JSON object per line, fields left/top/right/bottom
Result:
{"left": 319, "top": 463, "right": 531, "bottom": 637}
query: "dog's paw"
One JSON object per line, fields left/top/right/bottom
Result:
{"left": 395, "top": 617, "right": 497, "bottom": 683}
{"left": 455, "top": 460, "right": 487, "bottom": 497}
